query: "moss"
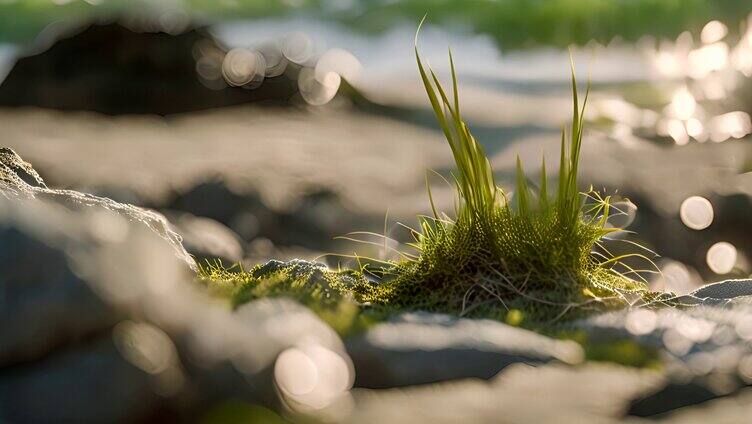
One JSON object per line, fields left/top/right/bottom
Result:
{"left": 359, "top": 211, "right": 651, "bottom": 323}
{"left": 198, "top": 260, "right": 662, "bottom": 369}
{"left": 198, "top": 400, "right": 289, "bottom": 424}
{"left": 197, "top": 259, "right": 387, "bottom": 336}
{"left": 586, "top": 339, "right": 662, "bottom": 369}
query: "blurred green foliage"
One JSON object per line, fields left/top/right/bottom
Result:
{"left": 0, "top": 0, "right": 307, "bottom": 43}
{"left": 1, "top": 0, "right": 750, "bottom": 49}
{"left": 558, "top": 330, "right": 662, "bottom": 368}
{"left": 345, "top": 0, "right": 752, "bottom": 49}
{"left": 198, "top": 400, "right": 289, "bottom": 424}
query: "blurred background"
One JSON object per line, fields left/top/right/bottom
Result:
{"left": 2, "top": 0, "right": 752, "bottom": 421}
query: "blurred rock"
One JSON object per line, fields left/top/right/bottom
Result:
{"left": 165, "top": 180, "right": 362, "bottom": 255}
{"left": 339, "top": 363, "right": 663, "bottom": 424}
{"left": 0, "top": 337, "right": 161, "bottom": 423}
{"left": 653, "top": 388, "right": 752, "bottom": 423}
{"left": 628, "top": 382, "right": 725, "bottom": 418}
{"left": 0, "top": 226, "right": 120, "bottom": 366}
{"left": 347, "top": 311, "right": 584, "bottom": 388}
{"left": 574, "top": 279, "right": 752, "bottom": 416}
{"left": 0, "top": 149, "right": 125, "bottom": 364}
{"left": 0, "top": 23, "right": 298, "bottom": 114}
{"left": 0, "top": 149, "right": 350, "bottom": 421}
{"left": 171, "top": 212, "right": 244, "bottom": 264}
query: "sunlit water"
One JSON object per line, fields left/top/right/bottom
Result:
{"left": 212, "top": 18, "right": 656, "bottom": 88}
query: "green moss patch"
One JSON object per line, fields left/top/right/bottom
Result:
{"left": 197, "top": 259, "right": 386, "bottom": 336}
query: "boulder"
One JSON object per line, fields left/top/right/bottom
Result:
{"left": 0, "top": 23, "right": 298, "bottom": 114}
{"left": 347, "top": 311, "right": 583, "bottom": 388}
{"left": 0, "top": 149, "right": 349, "bottom": 420}
{"left": 170, "top": 212, "right": 244, "bottom": 264}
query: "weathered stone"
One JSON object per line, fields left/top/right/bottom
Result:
{"left": 347, "top": 311, "right": 584, "bottom": 388}
{"left": 170, "top": 213, "right": 244, "bottom": 264}
{"left": 0, "top": 24, "right": 298, "bottom": 114}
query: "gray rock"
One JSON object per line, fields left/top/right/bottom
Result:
{"left": 651, "top": 387, "right": 752, "bottom": 423}
{"left": 252, "top": 258, "right": 329, "bottom": 282}
{"left": 691, "top": 279, "right": 752, "bottom": 300}
{"left": 0, "top": 150, "right": 351, "bottom": 421}
{"left": 0, "top": 24, "right": 299, "bottom": 114}
{"left": 347, "top": 311, "right": 583, "bottom": 388}
{"left": 574, "top": 278, "right": 752, "bottom": 416}
{"left": 171, "top": 212, "right": 244, "bottom": 264}
{"left": 337, "top": 363, "right": 663, "bottom": 424}
{"left": 0, "top": 227, "right": 120, "bottom": 365}
{"left": 0, "top": 337, "right": 159, "bottom": 423}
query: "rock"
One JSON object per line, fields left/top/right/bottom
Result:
{"left": 573, "top": 278, "right": 752, "bottom": 416}
{"left": 0, "top": 23, "right": 298, "bottom": 114}
{"left": 628, "top": 382, "right": 723, "bottom": 417}
{"left": 0, "top": 148, "right": 169, "bottom": 364}
{"left": 165, "top": 181, "right": 359, "bottom": 254}
{"left": 0, "top": 226, "right": 120, "bottom": 366}
{"left": 691, "top": 279, "right": 752, "bottom": 300}
{"left": 0, "top": 147, "right": 196, "bottom": 270}
{"left": 347, "top": 311, "right": 584, "bottom": 388}
{"left": 652, "top": 387, "right": 752, "bottom": 422}
{"left": 0, "top": 147, "right": 45, "bottom": 188}
{"left": 166, "top": 181, "right": 260, "bottom": 228}
{"left": 0, "top": 337, "right": 160, "bottom": 423}
{"left": 0, "top": 149, "right": 351, "bottom": 420}
{"left": 252, "top": 258, "right": 329, "bottom": 283}
{"left": 171, "top": 213, "right": 244, "bottom": 264}
{"left": 337, "top": 363, "right": 663, "bottom": 424}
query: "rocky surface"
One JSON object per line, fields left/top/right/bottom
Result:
{"left": 339, "top": 363, "right": 665, "bottom": 424}
{"left": 3, "top": 123, "right": 752, "bottom": 421}
{"left": 347, "top": 312, "right": 583, "bottom": 388}
{"left": 169, "top": 212, "right": 245, "bottom": 264}
{"left": 0, "top": 23, "right": 299, "bottom": 114}
{"left": 0, "top": 225, "right": 120, "bottom": 366}
{"left": 573, "top": 285, "right": 752, "bottom": 416}
{"left": 0, "top": 150, "right": 348, "bottom": 422}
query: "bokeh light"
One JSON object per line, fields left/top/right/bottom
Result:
{"left": 222, "top": 48, "right": 264, "bottom": 87}
{"left": 679, "top": 196, "right": 714, "bottom": 230}
{"left": 274, "top": 344, "right": 354, "bottom": 412}
{"left": 706, "top": 241, "right": 737, "bottom": 274}
{"left": 700, "top": 20, "right": 728, "bottom": 44}
{"left": 625, "top": 309, "right": 657, "bottom": 336}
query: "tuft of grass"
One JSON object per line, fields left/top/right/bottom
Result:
{"left": 198, "top": 22, "right": 663, "bottom": 327}
{"left": 352, "top": 22, "right": 659, "bottom": 323}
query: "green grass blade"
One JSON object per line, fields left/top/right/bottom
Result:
{"left": 515, "top": 155, "right": 530, "bottom": 216}
{"left": 540, "top": 155, "right": 549, "bottom": 210}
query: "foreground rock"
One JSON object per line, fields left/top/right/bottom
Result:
{"left": 0, "top": 149, "right": 348, "bottom": 421}
{"left": 347, "top": 312, "right": 583, "bottom": 388}
{"left": 5, "top": 149, "right": 752, "bottom": 421}
{"left": 169, "top": 212, "right": 245, "bottom": 264}
{"left": 575, "top": 282, "right": 752, "bottom": 415}
{"left": 338, "top": 363, "right": 664, "bottom": 424}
